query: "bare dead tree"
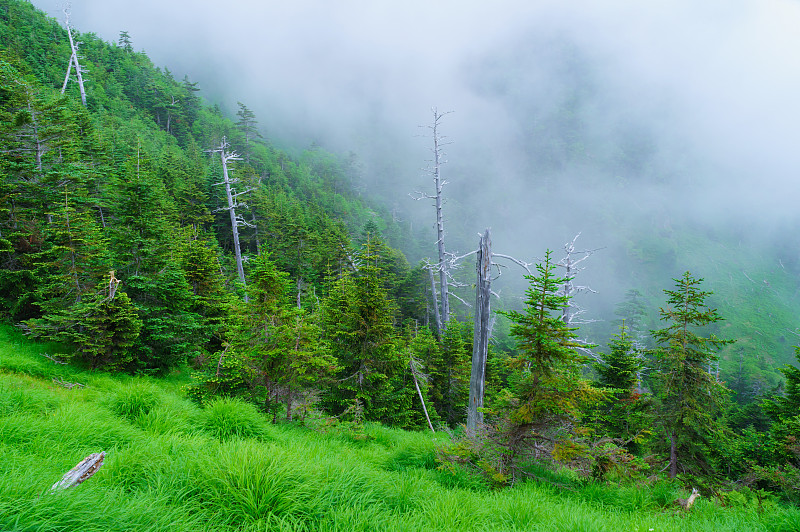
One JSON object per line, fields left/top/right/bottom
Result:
{"left": 557, "top": 233, "right": 601, "bottom": 326}
{"left": 209, "top": 137, "right": 253, "bottom": 301}
{"left": 60, "top": 8, "right": 87, "bottom": 107}
{"left": 410, "top": 355, "right": 435, "bottom": 433}
{"left": 412, "top": 108, "right": 454, "bottom": 336}
{"left": 467, "top": 229, "right": 492, "bottom": 436}
{"left": 465, "top": 229, "right": 535, "bottom": 437}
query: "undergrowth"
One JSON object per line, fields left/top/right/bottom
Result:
{"left": 1, "top": 323, "right": 798, "bottom": 531}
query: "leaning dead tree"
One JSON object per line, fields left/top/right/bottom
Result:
{"left": 412, "top": 108, "right": 454, "bottom": 336}
{"left": 210, "top": 137, "right": 253, "bottom": 301}
{"left": 60, "top": 8, "right": 87, "bottom": 107}
{"left": 410, "top": 355, "right": 435, "bottom": 433}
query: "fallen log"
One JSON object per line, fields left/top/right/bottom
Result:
{"left": 50, "top": 452, "right": 105, "bottom": 492}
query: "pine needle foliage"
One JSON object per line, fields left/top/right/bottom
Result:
{"left": 651, "top": 271, "right": 733, "bottom": 478}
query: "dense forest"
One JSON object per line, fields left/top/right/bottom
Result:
{"left": 2, "top": 0, "right": 800, "bottom": 510}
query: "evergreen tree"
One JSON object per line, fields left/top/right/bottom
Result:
{"left": 651, "top": 271, "right": 733, "bottom": 478}
{"left": 495, "top": 250, "right": 600, "bottom": 478}
{"left": 593, "top": 321, "right": 650, "bottom": 449}
{"left": 188, "top": 254, "right": 336, "bottom": 419}
{"left": 23, "top": 271, "right": 142, "bottom": 370}
{"left": 322, "top": 237, "right": 408, "bottom": 424}
{"left": 235, "top": 101, "right": 261, "bottom": 164}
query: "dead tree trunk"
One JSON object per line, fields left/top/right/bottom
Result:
{"left": 412, "top": 108, "right": 453, "bottom": 337}
{"left": 428, "top": 267, "right": 442, "bottom": 336}
{"left": 467, "top": 229, "right": 491, "bottom": 436}
{"left": 410, "top": 357, "right": 435, "bottom": 433}
{"left": 61, "top": 9, "right": 87, "bottom": 106}
{"left": 210, "top": 137, "right": 252, "bottom": 301}
{"left": 557, "top": 233, "right": 600, "bottom": 326}
{"left": 432, "top": 109, "right": 450, "bottom": 330}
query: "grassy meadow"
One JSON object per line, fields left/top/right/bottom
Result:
{"left": 0, "top": 324, "right": 797, "bottom": 531}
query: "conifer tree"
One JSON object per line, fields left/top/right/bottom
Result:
{"left": 322, "top": 237, "right": 406, "bottom": 423}
{"left": 651, "top": 271, "right": 732, "bottom": 478}
{"left": 495, "top": 250, "right": 600, "bottom": 477}
{"left": 235, "top": 101, "right": 261, "bottom": 164}
{"left": 593, "top": 321, "right": 650, "bottom": 448}
{"left": 23, "top": 271, "right": 142, "bottom": 371}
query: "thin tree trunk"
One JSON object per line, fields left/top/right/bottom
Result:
{"left": 432, "top": 109, "right": 450, "bottom": 328}
{"left": 212, "top": 138, "right": 249, "bottom": 302}
{"left": 467, "top": 229, "right": 491, "bottom": 436}
{"left": 669, "top": 433, "right": 678, "bottom": 478}
{"left": 411, "top": 362, "right": 435, "bottom": 433}
{"left": 429, "top": 267, "right": 442, "bottom": 337}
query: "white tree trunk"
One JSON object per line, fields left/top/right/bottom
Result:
{"left": 62, "top": 10, "right": 87, "bottom": 106}
{"left": 211, "top": 138, "right": 251, "bottom": 301}
{"left": 431, "top": 109, "right": 450, "bottom": 330}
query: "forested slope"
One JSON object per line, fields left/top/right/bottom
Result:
{"left": 3, "top": 0, "right": 800, "bottom": 504}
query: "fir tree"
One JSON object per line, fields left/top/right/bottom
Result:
{"left": 651, "top": 271, "right": 732, "bottom": 478}
{"left": 495, "top": 250, "right": 600, "bottom": 478}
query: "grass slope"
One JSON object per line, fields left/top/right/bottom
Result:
{"left": 0, "top": 324, "right": 797, "bottom": 531}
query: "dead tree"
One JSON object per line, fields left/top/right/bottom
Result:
{"left": 60, "top": 8, "right": 87, "bottom": 107}
{"left": 410, "top": 356, "right": 435, "bottom": 433}
{"left": 557, "top": 233, "right": 600, "bottom": 326}
{"left": 50, "top": 452, "right": 105, "bottom": 492}
{"left": 467, "top": 229, "right": 491, "bottom": 436}
{"left": 465, "top": 229, "right": 535, "bottom": 437}
{"left": 210, "top": 137, "right": 253, "bottom": 301}
{"left": 412, "top": 108, "right": 453, "bottom": 336}
{"left": 674, "top": 488, "right": 700, "bottom": 510}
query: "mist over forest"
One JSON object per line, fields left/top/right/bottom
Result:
{"left": 30, "top": 0, "right": 800, "bottom": 380}
{"left": 7, "top": 0, "right": 800, "bottom": 514}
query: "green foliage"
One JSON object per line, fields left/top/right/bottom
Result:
{"left": 1, "top": 326, "right": 799, "bottom": 531}
{"left": 496, "top": 251, "right": 601, "bottom": 463}
{"left": 198, "top": 397, "right": 271, "bottom": 441}
{"left": 23, "top": 277, "right": 143, "bottom": 370}
{"left": 105, "top": 380, "right": 161, "bottom": 421}
{"left": 322, "top": 238, "right": 413, "bottom": 425}
{"left": 651, "top": 271, "right": 733, "bottom": 478}
{"left": 591, "top": 321, "right": 651, "bottom": 449}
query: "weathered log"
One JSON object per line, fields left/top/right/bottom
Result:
{"left": 50, "top": 452, "right": 105, "bottom": 492}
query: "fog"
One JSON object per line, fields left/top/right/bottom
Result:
{"left": 31, "top": 0, "right": 800, "bottom": 324}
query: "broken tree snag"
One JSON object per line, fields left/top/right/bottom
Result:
{"left": 107, "top": 270, "right": 121, "bottom": 301}
{"left": 674, "top": 488, "right": 700, "bottom": 510}
{"left": 209, "top": 137, "right": 253, "bottom": 302}
{"left": 50, "top": 452, "right": 105, "bottom": 492}
{"left": 60, "top": 8, "right": 87, "bottom": 106}
{"left": 467, "top": 229, "right": 492, "bottom": 437}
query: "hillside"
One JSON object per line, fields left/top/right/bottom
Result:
{"left": 1, "top": 324, "right": 798, "bottom": 531}
{"left": 3, "top": 0, "right": 800, "bottom": 510}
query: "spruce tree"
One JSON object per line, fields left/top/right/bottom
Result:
{"left": 496, "top": 250, "right": 600, "bottom": 477}
{"left": 651, "top": 271, "right": 732, "bottom": 478}
{"left": 322, "top": 237, "right": 406, "bottom": 423}
{"left": 593, "top": 321, "right": 650, "bottom": 449}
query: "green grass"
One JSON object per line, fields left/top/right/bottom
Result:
{"left": 1, "top": 323, "right": 798, "bottom": 531}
